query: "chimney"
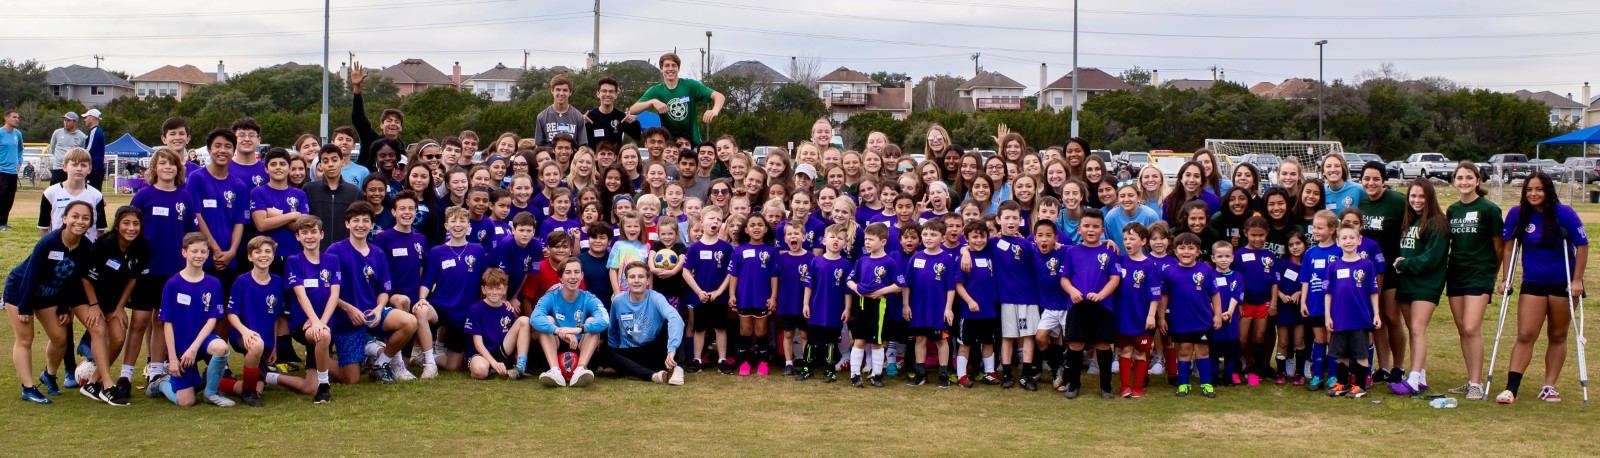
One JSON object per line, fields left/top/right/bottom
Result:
{"left": 452, "top": 62, "right": 462, "bottom": 88}
{"left": 1583, "top": 82, "right": 1591, "bottom": 127}
{"left": 1151, "top": 69, "right": 1159, "bottom": 87}
{"left": 217, "top": 60, "right": 226, "bottom": 83}
{"left": 904, "top": 76, "right": 914, "bottom": 114}
{"left": 1039, "top": 63, "right": 1047, "bottom": 110}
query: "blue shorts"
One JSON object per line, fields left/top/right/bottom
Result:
{"left": 1274, "top": 302, "right": 1303, "bottom": 327}
{"left": 332, "top": 329, "right": 374, "bottom": 367}
{"left": 171, "top": 334, "right": 222, "bottom": 392}
{"left": 363, "top": 307, "right": 396, "bottom": 341}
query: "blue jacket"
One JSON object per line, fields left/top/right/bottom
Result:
{"left": 607, "top": 290, "right": 684, "bottom": 350}
{"left": 532, "top": 287, "right": 610, "bottom": 335}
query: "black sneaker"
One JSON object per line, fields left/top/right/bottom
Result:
{"left": 685, "top": 358, "right": 702, "bottom": 373}
{"left": 1064, "top": 388, "right": 1080, "bottom": 399}
{"left": 1100, "top": 390, "right": 1115, "bottom": 399}
{"left": 937, "top": 375, "right": 950, "bottom": 389}
{"left": 1001, "top": 372, "right": 1015, "bottom": 389}
{"left": 795, "top": 368, "right": 811, "bottom": 381}
{"left": 907, "top": 373, "right": 926, "bottom": 386}
{"left": 313, "top": 383, "right": 331, "bottom": 404}
{"left": 851, "top": 375, "right": 864, "bottom": 388}
{"left": 241, "top": 390, "right": 263, "bottom": 407}
{"left": 1388, "top": 368, "right": 1405, "bottom": 384}
{"left": 79, "top": 382, "right": 103, "bottom": 402}
{"left": 782, "top": 364, "right": 795, "bottom": 376}
{"left": 716, "top": 359, "right": 735, "bottom": 375}
{"left": 1020, "top": 377, "right": 1038, "bottom": 392}
{"left": 823, "top": 371, "right": 838, "bottom": 383}
{"left": 870, "top": 375, "right": 885, "bottom": 388}
{"left": 107, "top": 378, "right": 131, "bottom": 406}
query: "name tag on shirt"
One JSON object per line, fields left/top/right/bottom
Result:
{"left": 913, "top": 258, "right": 927, "bottom": 268}
{"left": 1240, "top": 253, "right": 1256, "bottom": 262}
{"left": 593, "top": 128, "right": 605, "bottom": 138}
{"left": 975, "top": 259, "right": 990, "bottom": 268}
{"left": 203, "top": 199, "right": 218, "bottom": 208}
{"left": 105, "top": 259, "right": 122, "bottom": 270}
{"left": 303, "top": 279, "right": 319, "bottom": 288}
{"left": 1214, "top": 277, "right": 1227, "bottom": 287}
{"left": 442, "top": 259, "right": 457, "bottom": 269}
{"left": 495, "top": 227, "right": 506, "bottom": 235}
{"left": 47, "top": 251, "right": 64, "bottom": 261}
{"left": 743, "top": 249, "right": 755, "bottom": 258}
{"left": 153, "top": 206, "right": 170, "bottom": 216}
{"left": 996, "top": 240, "right": 1012, "bottom": 251}
{"left": 1284, "top": 270, "right": 1299, "bottom": 281}
{"left": 580, "top": 240, "right": 591, "bottom": 250}
{"left": 1466, "top": 211, "right": 1478, "bottom": 221}
{"left": 699, "top": 251, "right": 713, "bottom": 260}
{"left": 619, "top": 313, "right": 634, "bottom": 322}
{"left": 392, "top": 248, "right": 408, "bottom": 257}
{"left": 177, "top": 293, "right": 192, "bottom": 305}
{"left": 543, "top": 208, "right": 551, "bottom": 216}
{"left": 648, "top": 233, "right": 659, "bottom": 241}
{"left": 1313, "top": 259, "right": 1326, "bottom": 269}
{"left": 1336, "top": 268, "right": 1350, "bottom": 279}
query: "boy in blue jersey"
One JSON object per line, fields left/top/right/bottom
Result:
{"left": 1031, "top": 219, "right": 1071, "bottom": 393}
{"left": 418, "top": 207, "right": 488, "bottom": 377}
{"left": 1115, "top": 222, "right": 1160, "bottom": 398}
{"left": 465, "top": 268, "right": 533, "bottom": 380}
{"left": 188, "top": 129, "right": 250, "bottom": 291}
{"left": 531, "top": 258, "right": 612, "bottom": 388}
{"left": 1157, "top": 232, "right": 1223, "bottom": 398}
{"left": 1059, "top": 209, "right": 1122, "bottom": 399}
{"left": 1210, "top": 241, "right": 1243, "bottom": 387}
{"left": 492, "top": 213, "right": 544, "bottom": 313}
{"left": 248, "top": 148, "right": 309, "bottom": 273}
{"left": 776, "top": 220, "right": 815, "bottom": 375}
{"left": 844, "top": 223, "right": 905, "bottom": 388}
{"left": 151, "top": 233, "right": 234, "bottom": 407}
{"left": 981, "top": 201, "right": 1039, "bottom": 391}
{"left": 800, "top": 224, "right": 854, "bottom": 383}
{"left": 327, "top": 202, "right": 418, "bottom": 385}
{"left": 903, "top": 220, "right": 957, "bottom": 388}
{"left": 226, "top": 236, "right": 286, "bottom": 406}
{"left": 955, "top": 221, "right": 999, "bottom": 388}
{"left": 285, "top": 215, "right": 339, "bottom": 403}
{"left": 1324, "top": 222, "right": 1380, "bottom": 398}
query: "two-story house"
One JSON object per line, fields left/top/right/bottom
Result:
{"left": 1514, "top": 90, "right": 1586, "bottom": 126}
{"left": 46, "top": 65, "right": 134, "bottom": 108}
{"left": 377, "top": 58, "right": 456, "bottom": 96}
{"left": 1041, "top": 67, "right": 1133, "bottom": 112}
{"left": 131, "top": 63, "right": 220, "bottom": 100}
{"left": 816, "top": 67, "right": 911, "bottom": 122}
{"left": 956, "top": 71, "right": 1027, "bottom": 111}
{"left": 464, "top": 63, "right": 525, "bottom": 102}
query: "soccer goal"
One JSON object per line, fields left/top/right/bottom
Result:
{"left": 1204, "top": 139, "right": 1345, "bottom": 180}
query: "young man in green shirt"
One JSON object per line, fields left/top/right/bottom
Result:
{"left": 627, "top": 52, "right": 726, "bottom": 145}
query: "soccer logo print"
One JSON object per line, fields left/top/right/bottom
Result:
{"left": 1353, "top": 268, "right": 1366, "bottom": 288}
{"left": 1191, "top": 271, "right": 1205, "bottom": 290}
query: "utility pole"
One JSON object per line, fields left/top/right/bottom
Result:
{"left": 1209, "top": 65, "right": 1218, "bottom": 81}
{"left": 92, "top": 55, "right": 103, "bottom": 68}
{"left": 320, "top": 0, "right": 330, "bottom": 142}
{"left": 705, "top": 31, "right": 713, "bottom": 75}
{"left": 971, "top": 53, "right": 981, "bottom": 76}
{"left": 700, "top": 49, "right": 707, "bottom": 79}
{"left": 524, "top": 50, "right": 530, "bottom": 71}
{"left": 1069, "top": 0, "right": 1079, "bottom": 137}
{"left": 592, "top": 0, "right": 600, "bottom": 70}
{"left": 1315, "top": 40, "right": 1328, "bottom": 140}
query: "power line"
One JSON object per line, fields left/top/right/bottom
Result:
{"left": 6, "top": 0, "right": 524, "bottom": 19}
{"left": 0, "top": 12, "right": 591, "bottom": 41}
{"left": 886, "top": 0, "right": 1600, "bottom": 20}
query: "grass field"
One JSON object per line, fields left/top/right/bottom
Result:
{"left": 1, "top": 182, "right": 1598, "bottom": 456}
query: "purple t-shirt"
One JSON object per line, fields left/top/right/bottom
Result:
{"left": 989, "top": 234, "right": 1038, "bottom": 305}
{"left": 1503, "top": 205, "right": 1589, "bottom": 285}
{"left": 684, "top": 239, "right": 733, "bottom": 307}
{"left": 159, "top": 274, "right": 224, "bottom": 352}
{"left": 1115, "top": 255, "right": 1159, "bottom": 336}
{"left": 490, "top": 233, "right": 544, "bottom": 299}
{"left": 729, "top": 243, "right": 780, "bottom": 311}
{"left": 248, "top": 185, "right": 309, "bottom": 256}
{"left": 1235, "top": 247, "right": 1277, "bottom": 304}
{"left": 326, "top": 240, "right": 392, "bottom": 331}
{"left": 906, "top": 250, "right": 959, "bottom": 329}
{"left": 285, "top": 253, "right": 341, "bottom": 325}
{"left": 1326, "top": 257, "right": 1378, "bottom": 332}
{"left": 129, "top": 186, "right": 195, "bottom": 275}
{"left": 1212, "top": 270, "right": 1242, "bottom": 341}
{"left": 464, "top": 300, "right": 518, "bottom": 352}
{"left": 228, "top": 159, "right": 269, "bottom": 192}
{"left": 960, "top": 246, "right": 998, "bottom": 319}
{"left": 373, "top": 229, "right": 428, "bottom": 300}
{"left": 227, "top": 273, "right": 286, "bottom": 348}
{"left": 804, "top": 255, "right": 853, "bottom": 329}
{"left": 776, "top": 251, "right": 814, "bottom": 316}
{"left": 1275, "top": 257, "right": 1302, "bottom": 299}
{"left": 1157, "top": 261, "right": 1217, "bottom": 335}
{"left": 186, "top": 169, "right": 250, "bottom": 269}
{"left": 848, "top": 253, "right": 905, "bottom": 299}
{"left": 1034, "top": 246, "right": 1071, "bottom": 311}
{"left": 1061, "top": 243, "right": 1120, "bottom": 312}
{"left": 540, "top": 217, "right": 582, "bottom": 246}
{"left": 422, "top": 242, "right": 488, "bottom": 324}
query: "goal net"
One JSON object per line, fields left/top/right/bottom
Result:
{"left": 1204, "top": 139, "right": 1345, "bottom": 177}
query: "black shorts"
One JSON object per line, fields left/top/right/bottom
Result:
{"left": 1171, "top": 331, "right": 1211, "bottom": 345}
{"left": 848, "top": 296, "right": 890, "bottom": 345}
{"left": 1063, "top": 303, "right": 1115, "bottom": 344}
{"left": 693, "top": 299, "right": 730, "bottom": 331}
{"left": 1446, "top": 285, "right": 1493, "bottom": 298}
{"left": 882, "top": 319, "right": 908, "bottom": 344}
{"left": 958, "top": 317, "right": 999, "bottom": 346}
{"left": 1303, "top": 315, "right": 1327, "bottom": 329}
{"left": 436, "top": 314, "right": 472, "bottom": 353}
{"left": 777, "top": 314, "right": 805, "bottom": 331}
{"left": 805, "top": 325, "right": 841, "bottom": 346}
{"left": 130, "top": 273, "right": 173, "bottom": 312}
{"left": 908, "top": 326, "right": 946, "bottom": 338}
{"left": 736, "top": 307, "right": 771, "bottom": 319}
{"left": 480, "top": 346, "right": 513, "bottom": 365}
{"left": 1520, "top": 281, "right": 1570, "bottom": 298}
{"left": 1329, "top": 329, "right": 1371, "bottom": 360}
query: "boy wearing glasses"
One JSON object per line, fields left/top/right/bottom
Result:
{"left": 586, "top": 77, "right": 640, "bottom": 148}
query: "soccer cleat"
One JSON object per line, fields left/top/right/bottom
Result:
{"left": 738, "top": 361, "right": 751, "bottom": 376}
{"left": 1306, "top": 377, "right": 1322, "bottom": 391}
{"left": 313, "top": 383, "right": 331, "bottom": 404}
{"left": 1496, "top": 390, "right": 1516, "bottom": 404}
{"left": 1176, "top": 384, "right": 1191, "bottom": 397}
{"left": 982, "top": 372, "right": 1001, "bottom": 385}
{"left": 392, "top": 361, "right": 417, "bottom": 381}
{"left": 1388, "top": 381, "right": 1414, "bottom": 396}
{"left": 937, "top": 375, "right": 950, "bottom": 389}
{"left": 63, "top": 367, "right": 79, "bottom": 390}
{"left": 240, "top": 390, "right": 263, "bottom": 407}
{"left": 145, "top": 374, "right": 165, "bottom": 398}
{"left": 103, "top": 381, "right": 129, "bottom": 406}
{"left": 717, "top": 359, "right": 735, "bottom": 375}
{"left": 569, "top": 368, "right": 595, "bottom": 387}
{"left": 203, "top": 392, "right": 237, "bottom": 407}
{"left": 1111, "top": 359, "right": 1120, "bottom": 374}
{"left": 1345, "top": 386, "right": 1367, "bottom": 399}
{"left": 668, "top": 367, "right": 685, "bottom": 386}
{"left": 907, "top": 373, "right": 926, "bottom": 386}
{"left": 507, "top": 368, "right": 524, "bottom": 381}
{"left": 1200, "top": 384, "right": 1217, "bottom": 398}
{"left": 1231, "top": 373, "right": 1242, "bottom": 385}
{"left": 78, "top": 382, "right": 102, "bottom": 401}
{"left": 1466, "top": 384, "right": 1487, "bottom": 401}
{"left": 1328, "top": 383, "right": 1349, "bottom": 397}
{"left": 795, "top": 368, "right": 812, "bottom": 382}
{"left": 885, "top": 362, "right": 899, "bottom": 378}
{"left": 1247, "top": 374, "right": 1261, "bottom": 386}
{"left": 37, "top": 371, "right": 61, "bottom": 396}
{"left": 823, "top": 371, "right": 838, "bottom": 383}
{"left": 1148, "top": 359, "right": 1166, "bottom": 376}
{"left": 21, "top": 386, "right": 51, "bottom": 404}
{"left": 1063, "top": 388, "right": 1079, "bottom": 400}
{"left": 420, "top": 363, "right": 439, "bottom": 380}
{"left": 1120, "top": 386, "right": 1134, "bottom": 398}
{"left": 756, "top": 362, "right": 770, "bottom": 376}
{"left": 851, "top": 375, "right": 864, "bottom": 388}
{"left": 113, "top": 377, "right": 132, "bottom": 404}
{"left": 1537, "top": 386, "right": 1562, "bottom": 403}
{"left": 1052, "top": 369, "right": 1066, "bottom": 393}
{"left": 1132, "top": 385, "right": 1146, "bottom": 399}
{"left": 539, "top": 368, "right": 567, "bottom": 387}
{"left": 1292, "top": 375, "right": 1305, "bottom": 386}
{"left": 373, "top": 366, "right": 396, "bottom": 385}
{"left": 958, "top": 375, "right": 974, "bottom": 388}
{"left": 872, "top": 375, "right": 886, "bottom": 388}
{"left": 685, "top": 358, "right": 703, "bottom": 373}
{"left": 1101, "top": 390, "right": 1114, "bottom": 399}
{"left": 782, "top": 363, "right": 795, "bottom": 376}
{"left": 1446, "top": 383, "right": 1471, "bottom": 395}
{"left": 1086, "top": 359, "right": 1100, "bottom": 375}
{"left": 1020, "top": 376, "right": 1038, "bottom": 392}
{"left": 1274, "top": 374, "right": 1287, "bottom": 385}
{"left": 1001, "top": 372, "right": 1015, "bottom": 389}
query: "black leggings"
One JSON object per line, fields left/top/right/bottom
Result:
{"left": 596, "top": 334, "right": 671, "bottom": 381}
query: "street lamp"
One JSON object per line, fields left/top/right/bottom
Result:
{"left": 705, "top": 31, "right": 713, "bottom": 78}
{"left": 1314, "top": 40, "right": 1327, "bottom": 140}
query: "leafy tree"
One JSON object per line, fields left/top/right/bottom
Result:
{"left": 758, "top": 83, "right": 827, "bottom": 119}
{"left": 0, "top": 58, "right": 49, "bottom": 108}
{"left": 1118, "top": 66, "right": 1152, "bottom": 87}
{"left": 869, "top": 71, "right": 909, "bottom": 88}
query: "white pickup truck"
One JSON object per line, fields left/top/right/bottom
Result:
{"left": 1398, "top": 152, "right": 1456, "bottom": 180}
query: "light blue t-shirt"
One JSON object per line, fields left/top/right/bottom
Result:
{"left": 1104, "top": 204, "right": 1161, "bottom": 250}
{"left": 1324, "top": 181, "right": 1364, "bottom": 214}
{"left": 0, "top": 127, "right": 21, "bottom": 175}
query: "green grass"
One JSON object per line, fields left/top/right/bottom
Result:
{"left": 1, "top": 186, "right": 1599, "bottom": 456}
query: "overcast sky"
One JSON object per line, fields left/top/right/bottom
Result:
{"left": 9, "top": 0, "right": 1599, "bottom": 101}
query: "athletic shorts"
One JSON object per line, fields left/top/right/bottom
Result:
{"left": 229, "top": 332, "right": 275, "bottom": 354}
{"left": 436, "top": 314, "right": 472, "bottom": 353}
{"left": 848, "top": 296, "right": 890, "bottom": 345}
{"left": 999, "top": 303, "right": 1040, "bottom": 338}
{"left": 958, "top": 318, "right": 999, "bottom": 346}
{"left": 693, "top": 299, "right": 730, "bottom": 332}
{"left": 1329, "top": 329, "right": 1371, "bottom": 360}
{"left": 1520, "top": 282, "right": 1571, "bottom": 298}
{"left": 130, "top": 273, "right": 172, "bottom": 312}
{"left": 882, "top": 318, "right": 908, "bottom": 344}
{"left": 363, "top": 307, "right": 397, "bottom": 341}
{"left": 1446, "top": 285, "right": 1493, "bottom": 298}
{"left": 4, "top": 271, "right": 67, "bottom": 316}
{"left": 1302, "top": 314, "right": 1326, "bottom": 329}
{"left": 1038, "top": 309, "right": 1069, "bottom": 338}
{"left": 777, "top": 314, "right": 805, "bottom": 331}
{"left": 736, "top": 307, "right": 772, "bottom": 319}
{"left": 1113, "top": 333, "right": 1152, "bottom": 350}
{"left": 1241, "top": 303, "right": 1269, "bottom": 320}
{"left": 1063, "top": 304, "right": 1115, "bottom": 344}
{"left": 1170, "top": 331, "right": 1210, "bottom": 345}
{"left": 332, "top": 329, "right": 374, "bottom": 367}
{"left": 1274, "top": 301, "right": 1302, "bottom": 327}
{"left": 170, "top": 334, "right": 222, "bottom": 392}
{"left": 908, "top": 326, "right": 947, "bottom": 338}
{"left": 1379, "top": 275, "right": 1398, "bottom": 293}
{"left": 476, "top": 346, "right": 513, "bottom": 365}
{"left": 1395, "top": 289, "right": 1444, "bottom": 305}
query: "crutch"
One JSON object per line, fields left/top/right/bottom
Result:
{"left": 1485, "top": 241, "right": 1520, "bottom": 396}
{"left": 1563, "top": 240, "right": 1590, "bottom": 406}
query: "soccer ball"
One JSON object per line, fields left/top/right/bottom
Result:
{"left": 559, "top": 351, "right": 578, "bottom": 381}
{"left": 651, "top": 251, "right": 681, "bottom": 270}
{"left": 75, "top": 361, "right": 96, "bottom": 386}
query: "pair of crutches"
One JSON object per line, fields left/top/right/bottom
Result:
{"left": 1486, "top": 240, "right": 1589, "bottom": 406}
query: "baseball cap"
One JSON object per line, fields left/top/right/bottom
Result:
{"left": 62, "top": 112, "right": 79, "bottom": 121}
{"left": 84, "top": 109, "right": 102, "bottom": 119}
{"left": 795, "top": 163, "right": 818, "bottom": 179}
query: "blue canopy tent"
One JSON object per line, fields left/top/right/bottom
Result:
{"left": 1538, "top": 124, "right": 1600, "bottom": 201}
{"left": 105, "top": 133, "right": 154, "bottom": 194}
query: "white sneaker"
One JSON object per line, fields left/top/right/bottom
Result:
{"left": 652, "top": 371, "right": 669, "bottom": 384}
{"left": 203, "top": 393, "right": 236, "bottom": 407}
{"left": 1111, "top": 359, "right": 1120, "bottom": 374}
{"left": 1086, "top": 358, "right": 1100, "bottom": 375}
{"left": 539, "top": 368, "right": 567, "bottom": 387}
{"left": 569, "top": 367, "right": 595, "bottom": 387}
{"left": 391, "top": 359, "right": 417, "bottom": 381}
{"left": 1148, "top": 361, "right": 1165, "bottom": 376}
{"left": 668, "top": 366, "right": 685, "bottom": 386}
{"left": 408, "top": 347, "right": 425, "bottom": 366}
{"left": 420, "top": 363, "right": 438, "bottom": 380}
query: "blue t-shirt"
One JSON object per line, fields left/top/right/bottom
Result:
{"left": 905, "top": 250, "right": 959, "bottom": 329}
{"left": 248, "top": 185, "right": 310, "bottom": 257}
{"left": 463, "top": 300, "right": 518, "bottom": 352}
{"left": 608, "top": 290, "right": 684, "bottom": 350}
{"left": 1104, "top": 204, "right": 1161, "bottom": 250}
{"left": 989, "top": 235, "right": 1038, "bottom": 305}
{"left": 130, "top": 186, "right": 196, "bottom": 275}
{"left": 422, "top": 243, "right": 487, "bottom": 324}
{"left": 159, "top": 273, "right": 224, "bottom": 352}
{"left": 684, "top": 239, "right": 733, "bottom": 306}
{"left": 1299, "top": 243, "right": 1342, "bottom": 317}
{"left": 804, "top": 255, "right": 853, "bottom": 329}
{"left": 1503, "top": 205, "right": 1589, "bottom": 285}
{"left": 959, "top": 246, "right": 998, "bottom": 319}
{"left": 1034, "top": 246, "right": 1071, "bottom": 311}
{"left": 1326, "top": 257, "right": 1379, "bottom": 331}
{"left": 1235, "top": 247, "right": 1277, "bottom": 304}
{"left": 1212, "top": 270, "right": 1242, "bottom": 341}
{"left": 7, "top": 231, "right": 92, "bottom": 310}
{"left": 490, "top": 234, "right": 544, "bottom": 298}
{"left": 1115, "top": 255, "right": 1160, "bottom": 336}
{"left": 1157, "top": 261, "right": 1218, "bottom": 335}
{"left": 1324, "top": 181, "right": 1363, "bottom": 214}
{"left": 186, "top": 169, "right": 250, "bottom": 269}
{"left": 227, "top": 273, "right": 287, "bottom": 348}
{"left": 285, "top": 253, "right": 341, "bottom": 325}
{"left": 0, "top": 127, "right": 22, "bottom": 174}
{"left": 326, "top": 240, "right": 392, "bottom": 331}
{"left": 1061, "top": 243, "right": 1120, "bottom": 312}
{"left": 776, "top": 251, "right": 814, "bottom": 316}
{"left": 373, "top": 229, "right": 428, "bottom": 300}
{"left": 730, "top": 243, "right": 780, "bottom": 311}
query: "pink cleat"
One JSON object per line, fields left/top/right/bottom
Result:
{"left": 738, "top": 361, "right": 752, "bottom": 376}
{"left": 1246, "top": 374, "right": 1261, "bottom": 386}
{"left": 757, "top": 362, "right": 770, "bottom": 376}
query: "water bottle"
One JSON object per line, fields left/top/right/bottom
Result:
{"left": 1429, "top": 397, "right": 1459, "bottom": 409}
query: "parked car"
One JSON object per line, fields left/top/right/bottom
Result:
{"left": 1239, "top": 154, "right": 1280, "bottom": 179}
{"left": 1530, "top": 159, "right": 1564, "bottom": 181}
{"left": 1386, "top": 160, "right": 1405, "bottom": 180}
{"left": 1560, "top": 157, "right": 1600, "bottom": 183}
{"left": 1341, "top": 152, "right": 1366, "bottom": 179}
{"left": 1151, "top": 151, "right": 1189, "bottom": 184}
{"left": 752, "top": 146, "right": 781, "bottom": 166}
{"left": 1483, "top": 153, "right": 1533, "bottom": 181}
{"left": 1398, "top": 152, "right": 1457, "bottom": 180}
{"left": 1113, "top": 151, "right": 1151, "bottom": 182}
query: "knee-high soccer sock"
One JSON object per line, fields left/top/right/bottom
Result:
{"left": 1133, "top": 358, "right": 1149, "bottom": 389}
{"left": 983, "top": 355, "right": 995, "bottom": 373}
{"left": 1325, "top": 351, "right": 1339, "bottom": 383}
{"left": 242, "top": 367, "right": 259, "bottom": 392}
{"left": 1310, "top": 343, "right": 1327, "bottom": 380}
{"left": 1176, "top": 360, "right": 1193, "bottom": 386}
{"left": 1045, "top": 344, "right": 1065, "bottom": 377}
{"left": 157, "top": 375, "right": 178, "bottom": 404}
{"left": 1295, "top": 348, "right": 1310, "bottom": 377}
{"left": 203, "top": 354, "right": 228, "bottom": 397}
{"left": 1354, "top": 364, "right": 1370, "bottom": 389}
{"left": 1222, "top": 342, "right": 1240, "bottom": 383}
{"left": 885, "top": 341, "right": 899, "bottom": 368}
{"left": 870, "top": 347, "right": 886, "bottom": 376}
{"left": 1276, "top": 352, "right": 1288, "bottom": 377}
{"left": 849, "top": 348, "right": 865, "bottom": 376}
{"left": 1063, "top": 349, "right": 1084, "bottom": 391}
{"left": 1505, "top": 371, "right": 1523, "bottom": 396}
{"left": 1196, "top": 357, "right": 1214, "bottom": 386}
{"left": 1334, "top": 361, "right": 1349, "bottom": 388}
{"left": 1096, "top": 349, "right": 1114, "bottom": 392}
{"left": 1164, "top": 347, "right": 1177, "bottom": 367}
{"left": 955, "top": 356, "right": 969, "bottom": 378}
{"left": 1119, "top": 356, "right": 1134, "bottom": 390}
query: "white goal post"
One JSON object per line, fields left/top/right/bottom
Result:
{"left": 1204, "top": 139, "right": 1345, "bottom": 174}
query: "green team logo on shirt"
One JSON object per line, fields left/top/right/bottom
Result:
{"left": 668, "top": 96, "right": 691, "bottom": 121}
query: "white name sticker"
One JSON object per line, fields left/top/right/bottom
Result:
{"left": 619, "top": 313, "right": 634, "bottom": 322}
{"left": 177, "top": 293, "right": 191, "bottom": 305}
{"left": 913, "top": 258, "right": 927, "bottom": 268}
{"left": 593, "top": 128, "right": 605, "bottom": 138}
{"left": 303, "top": 279, "right": 319, "bottom": 288}
{"left": 442, "top": 259, "right": 457, "bottom": 269}
{"left": 1336, "top": 268, "right": 1350, "bottom": 279}
{"left": 699, "top": 251, "right": 713, "bottom": 260}
{"left": 105, "top": 259, "right": 122, "bottom": 270}
{"left": 47, "top": 251, "right": 64, "bottom": 261}
{"left": 1313, "top": 259, "right": 1326, "bottom": 269}
{"left": 743, "top": 249, "right": 755, "bottom": 258}
{"left": 1215, "top": 277, "right": 1227, "bottom": 287}
{"left": 1284, "top": 270, "right": 1299, "bottom": 281}
{"left": 996, "top": 240, "right": 1012, "bottom": 251}
{"left": 1464, "top": 211, "right": 1478, "bottom": 221}
{"left": 152, "top": 206, "right": 170, "bottom": 216}
{"left": 975, "top": 259, "right": 990, "bottom": 268}
{"left": 648, "top": 232, "right": 659, "bottom": 241}
{"left": 1240, "top": 253, "right": 1256, "bottom": 262}
{"left": 543, "top": 207, "right": 551, "bottom": 216}
{"left": 392, "top": 248, "right": 408, "bottom": 257}
{"left": 203, "top": 199, "right": 218, "bottom": 208}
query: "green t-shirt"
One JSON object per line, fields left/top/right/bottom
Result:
{"left": 1446, "top": 197, "right": 1504, "bottom": 290}
{"left": 638, "top": 78, "right": 714, "bottom": 144}
{"left": 1396, "top": 219, "right": 1449, "bottom": 300}
{"left": 1359, "top": 189, "right": 1406, "bottom": 262}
